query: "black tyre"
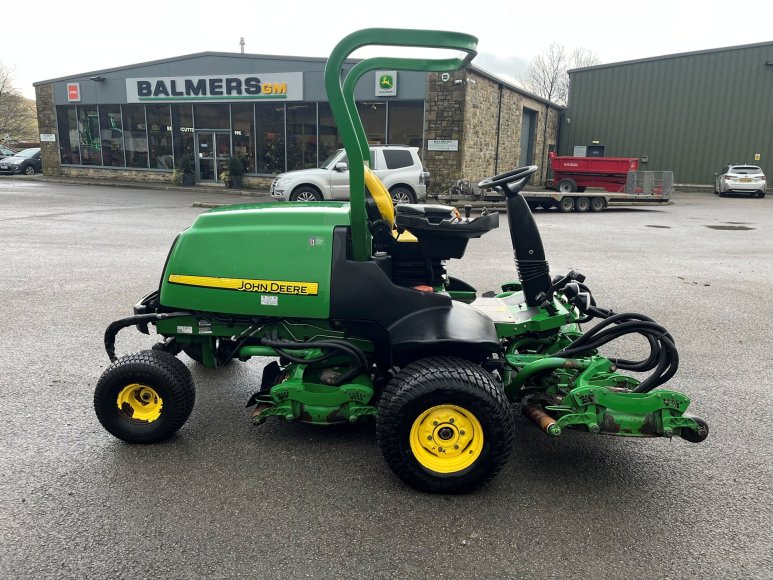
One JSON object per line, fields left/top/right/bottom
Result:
{"left": 590, "top": 197, "right": 606, "bottom": 212}
{"left": 757, "top": 192, "right": 766, "bottom": 199}
{"left": 94, "top": 350, "right": 195, "bottom": 443}
{"left": 390, "top": 186, "right": 416, "bottom": 205}
{"left": 376, "top": 356, "right": 514, "bottom": 493}
{"left": 24, "top": 165, "right": 36, "bottom": 175}
{"left": 557, "top": 197, "right": 575, "bottom": 213}
{"left": 557, "top": 178, "right": 576, "bottom": 194}
{"left": 575, "top": 196, "right": 591, "bottom": 212}
{"left": 679, "top": 416, "right": 709, "bottom": 443}
{"left": 289, "top": 186, "right": 322, "bottom": 202}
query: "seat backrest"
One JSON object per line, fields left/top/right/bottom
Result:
{"left": 364, "top": 167, "right": 395, "bottom": 227}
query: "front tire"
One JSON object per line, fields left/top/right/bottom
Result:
{"left": 289, "top": 186, "right": 322, "bottom": 202}
{"left": 557, "top": 196, "right": 575, "bottom": 213}
{"left": 376, "top": 356, "right": 514, "bottom": 493}
{"left": 24, "top": 165, "right": 36, "bottom": 175}
{"left": 94, "top": 350, "right": 195, "bottom": 443}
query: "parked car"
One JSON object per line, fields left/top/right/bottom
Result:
{"left": 0, "top": 145, "right": 17, "bottom": 161}
{"left": 270, "top": 145, "right": 429, "bottom": 205}
{"left": 0, "top": 147, "right": 42, "bottom": 175}
{"left": 714, "top": 164, "right": 767, "bottom": 198}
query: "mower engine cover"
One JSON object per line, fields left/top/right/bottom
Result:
{"left": 159, "top": 202, "right": 350, "bottom": 317}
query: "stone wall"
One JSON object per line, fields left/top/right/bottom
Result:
{"left": 423, "top": 71, "right": 466, "bottom": 194}
{"left": 58, "top": 166, "right": 273, "bottom": 190}
{"left": 423, "top": 70, "right": 562, "bottom": 191}
{"left": 34, "top": 83, "right": 61, "bottom": 176}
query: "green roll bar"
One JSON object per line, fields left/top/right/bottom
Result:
{"left": 323, "top": 28, "right": 478, "bottom": 261}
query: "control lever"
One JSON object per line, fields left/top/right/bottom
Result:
{"left": 464, "top": 205, "right": 472, "bottom": 221}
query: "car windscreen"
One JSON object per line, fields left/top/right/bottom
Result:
{"left": 729, "top": 166, "right": 762, "bottom": 174}
{"left": 16, "top": 148, "right": 39, "bottom": 159}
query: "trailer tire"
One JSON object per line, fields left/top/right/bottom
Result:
{"left": 575, "top": 197, "right": 590, "bottom": 212}
{"left": 590, "top": 197, "right": 606, "bottom": 212}
{"left": 557, "top": 179, "right": 576, "bottom": 194}
{"left": 557, "top": 197, "right": 575, "bottom": 213}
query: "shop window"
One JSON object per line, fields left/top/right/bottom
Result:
{"left": 78, "top": 107, "right": 102, "bottom": 166}
{"left": 171, "top": 104, "right": 194, "bottom": 169}
{"left": 231, "top": 103, "right": 256, "bottom": 173}
{"left": 256, "top": 103, "right": 285, "bottom": 174}
{"left": 146, "top": 105, "right": 173, "bottom": 169}
{"left": 318, "top": 102, "right": 341, "bottom": 163}
{"left": 194, "top": 104, "right": 229, "bottom": 130}
{"left": 388, "top": 100, "right": 423, "bottom": 148}
{"left": 56, "top": 106, "right": 80, "bottom": 165}
{"left": 99, "top": 105, "right": 125, "bottom": 167}
{"left": 286, "top": 103, "right": 317, "bottom": 170}
{"left": 122, "top": 104, "right": 148, "bottom": 168}
{"left": 356, "top": 101, "right": 386, "bottom": 144}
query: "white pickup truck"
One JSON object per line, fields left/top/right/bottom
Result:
{"left": 270, "top": 145, "right": 430, "bottom": 205}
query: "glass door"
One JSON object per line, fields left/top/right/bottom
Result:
{"left": 195, "top": 132, "right": 215, "bottom": 181}
{"left": 195, "top": 132, "right": 232, "bottom": 182}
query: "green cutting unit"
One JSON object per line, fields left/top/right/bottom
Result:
{"left": 95, "top": 28, "right": 708, "bottom": 493}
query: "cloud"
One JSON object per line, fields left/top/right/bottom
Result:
{"left": 473, "top": 52, "right": 530, "bottom": 86}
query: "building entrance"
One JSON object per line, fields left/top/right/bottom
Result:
{"left": 195, "top": 131, "right": 231, "bottom": 182}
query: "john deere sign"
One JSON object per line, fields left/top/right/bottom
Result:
{"left": 126, "top": 73, "right": 303, "bottom": 103}
{"left": 375, "top": 70, "right": 397, "bottom": 97}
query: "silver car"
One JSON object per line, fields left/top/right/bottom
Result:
{"left": 714, "top": 164, "right": 767, "bottom": 198}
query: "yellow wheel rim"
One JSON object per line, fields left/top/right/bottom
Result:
{"left": 409, "top": 404, "right": 483, "bottom": 474}
{"left": 116, "top": 383, "right": 163, "bottom": 423}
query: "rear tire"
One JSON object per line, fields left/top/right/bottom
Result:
{"left": 390, "top": 186, "right": 416, "bottom": 205}
{"left": 94, "top": 350, "right": 195, "bottom": 443}
{"left": 376, "top": 356, "right": 514, "bottom": 493}
{"left": 558, "top": 197, "right": 575, "bottom": 213}
{"left": 557, "top": 179, "right": 576, "bottom": 194}
{"left": 575, "top": 196, "right": 590, "bottom": 212}
{"left": 590, "top": 197, "right": 606, "bottom": 212}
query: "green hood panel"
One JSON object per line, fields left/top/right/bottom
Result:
{"left": 160, "top": 202, "right": 350, "bottom": 318}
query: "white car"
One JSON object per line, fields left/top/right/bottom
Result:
{"left": 714, "top": 164, "right": 767, "bottom": 198}
{"left": 270, "top": 145, "right": 429, "bottom": 205}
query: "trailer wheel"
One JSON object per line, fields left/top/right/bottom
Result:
{"left": 377, "top": 356, "right": 514, "bottom": 493}
{"left": 557, "top": 179, "right": 576, "bottom": 193}
{"left": 575, "top": 197, "right": 590, "bottom": 212}
{"left": 590, "top": 197, "right": 606, "bottom": 212}
{"left": 94, "top": 350, "right": 195, "bottom": 443}
{"left": 557, "top": 197, "right": 575, "bottom": 213}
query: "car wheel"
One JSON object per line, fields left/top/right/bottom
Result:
{"left": 557, "top": 179, "right": 576, "bottom": 194}
{"left": 24, "top": 165, "right": 36, "bottom": 175}
{"left": 289, "top": 186, "right": 322, "bottom": 202}
{"left": 390, "top": 186, "right": 416, "bottom": 205}
{"left": 557, "top": 197, "right": 575, "bottom": 213}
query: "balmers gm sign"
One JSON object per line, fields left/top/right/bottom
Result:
{"left": 126, "top": 73, "right": 303, "bottom": 103}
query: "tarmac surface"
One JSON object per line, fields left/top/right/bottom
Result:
{"left": 0, "top": 176, "right": 771, "bottom": 579}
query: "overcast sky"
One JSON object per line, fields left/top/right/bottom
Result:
{"left": 8, "top": 0, "right": 773, "bottom": 99}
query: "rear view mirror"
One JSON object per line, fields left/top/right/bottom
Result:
{"left": 335, "top": 162, "right": 348, "bottom": 172}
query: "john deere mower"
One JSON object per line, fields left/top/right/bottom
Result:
{"left": 95, "top": 29, "right": 708, "bottom": 493}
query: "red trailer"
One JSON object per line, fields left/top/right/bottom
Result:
{"left": 549, "top": 152, "right": 639, "bottom": 193}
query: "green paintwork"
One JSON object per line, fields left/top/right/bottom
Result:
{"left": 324, "top": 28, "right": 477, "bottom": 261}
{"left": 159, "top": 202, "right": 350, "bottom": 318}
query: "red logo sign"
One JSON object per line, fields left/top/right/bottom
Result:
{"left": 67, "top": 83, "right": 80, "bottom": 102}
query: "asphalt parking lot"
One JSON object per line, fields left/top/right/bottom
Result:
{"left": 1, "top": 178, "right": 771, "bottom": 578}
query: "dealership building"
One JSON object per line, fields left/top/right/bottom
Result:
{"left": 34, "top": 52, "right": 561, "bottom": 193}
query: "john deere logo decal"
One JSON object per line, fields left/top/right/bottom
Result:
{"left": 375, "top": 70, "right": 397, "bottom": 96}
{"left": 168, "top": 274, "right": 318, "bottom": 296}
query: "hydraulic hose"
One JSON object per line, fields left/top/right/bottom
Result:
{"left": 259, "top": 338, "right": 369, "bottom": 386}
{"left": 104, "top": 312, "right": 191, "bottom": 362}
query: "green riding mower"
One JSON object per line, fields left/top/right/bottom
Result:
{"left": 95, "top": 28, "right": 708, "bottom": 493}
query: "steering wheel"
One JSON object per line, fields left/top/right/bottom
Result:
{"left": 478, "top": 165, "right": 539, "bottom": 194}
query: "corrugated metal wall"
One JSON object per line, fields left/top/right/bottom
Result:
{"left": 563, "top": 43, "right": 773, "bottom": 184}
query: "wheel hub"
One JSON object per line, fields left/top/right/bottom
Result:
{"left": 116, "top": 383, "right": 163, "bottom": 423}
{"left": 409, "top": 404, "right": 483, "bottom": 473}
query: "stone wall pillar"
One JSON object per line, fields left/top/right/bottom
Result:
{"left": 34, "top": 83, "right": 61, "bottom": 176}
{"left": 423, "top": 72, "right": 466, "bottom": 195}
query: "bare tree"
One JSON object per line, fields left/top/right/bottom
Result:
{"left": 0, "top": 63, "right": 37, "bottom": 143}
{"left": 521, "top": 44, "right": 601, "bottom": 106}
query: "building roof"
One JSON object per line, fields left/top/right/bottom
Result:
{"left": 569, "top": 39, "right": 773, "bottom": 74}
{"left": 468, "top": 65, "right": 564, "bottom": 109}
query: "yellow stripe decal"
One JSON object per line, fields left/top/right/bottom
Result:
{"left": 168, "top": 274, "right": 319, "bottom": 296}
